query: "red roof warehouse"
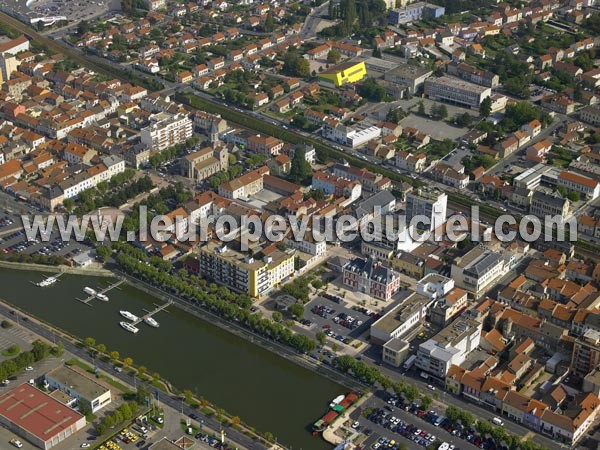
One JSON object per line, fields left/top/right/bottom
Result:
{"left": 0, "top": 383, "right": 86, "bottom": 449}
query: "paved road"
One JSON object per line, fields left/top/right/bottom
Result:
{"left": 300, "top": 0, "right": 331, "bottom": 38}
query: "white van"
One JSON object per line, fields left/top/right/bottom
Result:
{"left": 491, "top": 417, "right": 504, "bottom": 426}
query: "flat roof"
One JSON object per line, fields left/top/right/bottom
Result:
{"left": 372, "top": 292, "right": 431, "bottom": 334}
{"left": 0, "top": 383, "right": 84, "bottom": 442}
{"left": 46, "top": 365, "right": 110, "bottom": 400}
{"left": 426, "top": 76, "right": 490, "bottom": 94}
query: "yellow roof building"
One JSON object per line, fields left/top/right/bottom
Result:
{"left": 318, "top": 61, "right": 367, "bottom": 87}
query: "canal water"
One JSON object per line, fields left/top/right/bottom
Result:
{"left": 0, "top": 268, "right": 344, "bottom": 450}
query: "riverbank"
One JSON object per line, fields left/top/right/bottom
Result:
{"left": 115, "top": 269, "right": 366, "bottom": 393}
{"left": 0, "top": 260, "right": 113, "bottom": 277}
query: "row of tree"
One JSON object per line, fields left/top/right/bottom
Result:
{"left": 111, "top": 244, "right": 317, "bottom": 354}
{"left": 68, "top": 175, "right": 154, "bottom": 215}
{"left": 95, "top": 401, "right": 140, "bottom": 435}
{"left": 445, "top": 405, "right": 548, "bottom": 450}
{"left": 0, "top": 340, "right": 56, "bottom": 382}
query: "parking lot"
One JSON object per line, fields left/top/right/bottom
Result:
{"left": 0, "top": 212, "right": 93, "bottom": 262}
{"left": 305, "top": 295, "right": 377, "bottom": 344}
{"left": 352, "top": 392, "right": 481, "bottom": 450}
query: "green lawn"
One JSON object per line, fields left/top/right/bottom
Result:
{"left": 66, "top": 358, "right": 133, "bottom": 393}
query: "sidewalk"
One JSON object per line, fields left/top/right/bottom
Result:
{"left": 322, "top": 393, "right": 370, "bottom": 446}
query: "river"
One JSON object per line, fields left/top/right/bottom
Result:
{"left": 0, "top": 268, "right": 344, "bottom": 450}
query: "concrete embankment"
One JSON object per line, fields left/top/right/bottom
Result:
{"left": 0, "top": 261, "right": 113, "bottom": 277}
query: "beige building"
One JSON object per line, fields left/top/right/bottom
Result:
{"left": 181, "top": 144, "right": 229, "bottom": 181}
{"left": 218, "top": 166, "right": 269, "bottom": 199}
{"left": 45, "top": 365, "right": 111, "bottom": 414}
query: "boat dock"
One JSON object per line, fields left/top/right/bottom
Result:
{"left": 130, "top": 300, "right": 172, "bottom": 326}
{"left": 30, "top": 272, "right": 64, "bottom": 287}
{"left": 77, "top": 279, "right": 125, "bottom": 305}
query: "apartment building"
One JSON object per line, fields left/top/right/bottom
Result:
{"left": 197, "top": 241, "right": 295, "bottom": 297}
{"left": 424, "top": 76, "right": 492, "bottom": 108}
{"left": 571, "top": 329, "right": 600, "bottom": 378}
{"left": 416, "top": 316, "right": 482, "bottom": 378}
{"left": 140, "top": 113, "right": 193, "bottom": 151}
{"left": 557, "top": 171, "right": 600, "bottom": 200}
{"left": 389, "top": 2, "right": 445, "bottom": 24}
{"left": 405, "top": 188, "right": 448, "bottom": 232}
{"left": 312, "top": 171, "right": 362, "bottom": 202}
{"left": 579, "top": 105, "right": 600, "bottom": 126}
{"left": 331, "top": 163, "right": 391, "bottom": 192}
{"left": 451, "top": 246, "right": 508, "bottom": 298}
{"left": 247, "top": 134, "right": 284, "bottom": 156}
{"left": 218, "top": 166, "right": 269, "bottom": 199}
{"left": 529, "top": 191, "right": 570, "bottom": 220}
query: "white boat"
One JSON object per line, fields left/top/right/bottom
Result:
{"left": 120, "top": 310, "right": 139, "bottom": 322}
{"left": 144, "top": 316, "right": 159, "bottom": 328}
{"left": 329, "top": 394, "right": 345, "bottom": 408}
{"left": 37, "top": 276, "right": 57, "bottom": 287}
{"left": 120, "top": 321, "right": 139, "bottom": 334}
{"left": 84, "top": 287, "right": 96, "bottom": 296}
{"left": 96, "top": 293, "right": 109, "bottom": 302}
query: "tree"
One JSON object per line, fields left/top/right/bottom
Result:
{"left": 289, "top": 147, "right": 313, "bottom": 184}
{"left": 84, "top": 337, "right": 96, "bottom": 349}
{"left": 96, "top": 245, "right": 111, "bottom": 262}
{"left": 446, "top": 405, "right": 462, "bottom": 424}
{"left": 359, "top": 78, "right": 387, "bottom": 102}
{"left": 456, "top": 112, "right": 473, "bottom": 127}
{"left": 283, "top": 51, "right": 310, "bottom": 78}
{"left": 479, "top": 96, "right": 492, "bottom": 118}
{"left": 109, "top": 351, "right": 120, "bottom": 361}
{"left": 316, "top": 332, "right": 327, "bottom": 346}
{"left": 288, "top": 303, "right": 305, "bottom": 319}
{"left": 476, "top": 419, "right": 494, "bottom": 437}
{"left": 123, "top": 357, "right": 133, "bottom": 367}
{"left": 420, "top": 395, "right": 432, "bottom": 410}
{"left": 327, "top": 49, "right": 341, "bottom": 64}
{"left": 404, "top": 384, "right": 420, "bottom": 402}
{"left": 438, "top": 104, "right": 448, "bottom": 120}
{"left": 460, "top": 410, "right": 475, "bottom": 428}
{"left": 63, "top": 198, "right": 74, "bottom": 212}
{"left": 503, "top": 101, "right": 539, "bottom": 130}
{"left": 96, "top": 343, "right": 106, "bottom": 354}
{"left": 418, "top": 101, "right": 425, "bottom": 115}
{"left": 272, "top": 311, "right": 283, "bottom": 322}
{"left": 137, "top": 366, "right": 147, "bottom": 377}
{"left": 183, "top": 389, "right": 194, "bottom": 403}
{"left": 567, "top": 191, "right": 580, "bottom": 202}
{"left": 264, "top": 13, "right": 275, "bottom": 32}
